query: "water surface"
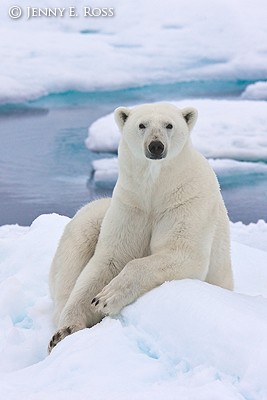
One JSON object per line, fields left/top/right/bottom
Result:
{"left": 0, "top": 82, "right": 266, "bottom": 225}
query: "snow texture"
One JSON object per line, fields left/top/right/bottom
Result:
{"left": 0, "top": 214, "right": 267, "bottom": 399}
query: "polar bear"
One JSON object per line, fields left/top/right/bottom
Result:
{"left": 48, "top": 102, "right": 233, "bottom": 353}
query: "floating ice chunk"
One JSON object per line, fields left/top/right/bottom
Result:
{"left": 241, "top": 81, "right": 267, "bottom": 100}
{"left": 86, "top": 99, "right": 267, "bottom": 161}
{"left": 209, "top": 158, "right": 267, "bottom": 185}
{"left": 90, "top": 157, "right": 267, "bottom": 189}
{"left": 91, "top": 158, "right": 118, "bottom": 188}
{"left": 231, "top": 219, "right": 267, "bottom": 252}
{"left": 87, "top": 100, "right": 267, "bottom": 187}
{"left": 86, "top": 114, "right": 119, "bottom": 152}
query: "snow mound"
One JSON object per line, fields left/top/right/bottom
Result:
{"left": 0, "top": 214, "right": 70, "bottom": 372}
{"left": 0, "top": 214, "right": 267, "bottom": 399}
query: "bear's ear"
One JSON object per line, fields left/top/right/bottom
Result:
{"left": 181, "top": 107, "right": 198, "bottom": 131}
{"left": 114, "top": 107, "right": 130, "bottom": 131}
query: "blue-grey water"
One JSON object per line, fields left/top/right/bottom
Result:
{"left": 0, "top": 80, "right": 266, "bottom": 226}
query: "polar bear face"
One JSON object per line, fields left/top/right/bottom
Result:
{"left": 114, "top": 103, "right": 198, "bottom": 161}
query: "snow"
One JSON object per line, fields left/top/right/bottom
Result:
{"left": 0, "top": 213, "right": 267, "bottom": 399}
{"left": 1, "top": 0, "right": 267, "bottom": 103}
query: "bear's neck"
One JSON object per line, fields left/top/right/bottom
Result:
{"left": 114, "top": 139, "right": 197, "bottom": 209}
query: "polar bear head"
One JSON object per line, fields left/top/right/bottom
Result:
{"left": 114, "top": 103, "right": 198, "bottom": 161}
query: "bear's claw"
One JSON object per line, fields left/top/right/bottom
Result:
{"left": 48, "top": 325, "right": 80, "bottom": 354}
{"left": 92, "top": 285, "right": 125, "bottom": 316}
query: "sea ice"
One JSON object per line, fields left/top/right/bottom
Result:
{"left": 87, "top": 99, "right": 267, "bottom": 186}
{"left": 1, "top": 0, "right": 267, "bottom": 103}
{"left": 86, "top": 99, "right": 267, "bottom": 161}
{"left": 242, "top": 81, "right": 267, "bottom": 100}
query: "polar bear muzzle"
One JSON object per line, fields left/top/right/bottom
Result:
{"left": 146, "top": 140, "right": 166, "bottom": 160}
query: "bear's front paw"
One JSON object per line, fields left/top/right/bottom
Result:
{"left": 91, "top": 284, "right": 126, "bottom": 316}
{"left": 48, "top": 325, "right": 81, "bottom": 354}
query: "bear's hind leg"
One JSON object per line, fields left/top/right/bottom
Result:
{"left": 205, "top": 224, "right": 234, "bottom": 290}
{"left": 49, "top": 198, "right": 111, "bottom": 325}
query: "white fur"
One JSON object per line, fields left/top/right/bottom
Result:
{"left": 48, "top": 102, "right": 233, "bottom": 349}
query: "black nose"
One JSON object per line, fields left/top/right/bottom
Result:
{"left": 148, "top": 141, "right": 164, "bottom": 156}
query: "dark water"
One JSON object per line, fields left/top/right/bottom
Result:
{"left": 0, "top": 104, "right": 113, "bottom": 225}
{"left": 0, "top": 80, "right": 266, "bottom": 226}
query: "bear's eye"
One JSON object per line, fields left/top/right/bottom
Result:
{"left": 139, "top": 123, "right": 146, "bottom": 129}
{"left": 166, "top": 123, "right": 173, "bottom": 129}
